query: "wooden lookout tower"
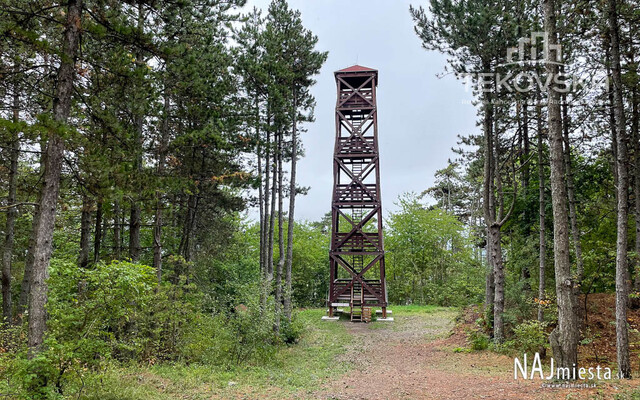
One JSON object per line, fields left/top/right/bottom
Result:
{"left": 328, "top": 65, "right": 388, "bottom": 321}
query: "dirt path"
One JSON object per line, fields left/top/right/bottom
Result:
{"left": 312, "top": 308, "right": 631, "bottom": 400}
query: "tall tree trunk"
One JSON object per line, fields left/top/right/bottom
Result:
{"left": 633, "top": 85, "right": 640, "bottom": 291}
{"left": 78, "top": 195, "right": 92, "bottom": 268}
{"left": 153, "top": 88, "right": 170, "bottom": 284}
{"left": 113, "top": 200, "right": 121, "bottom": 260}
{"left": 18, "top": 196, "right": 39, "bottom": 319}
{"left": 256, "top": 94, "right": 266, "bottom": 310}
{"left": 28, "top": 0, "right": 82, "bottom": 355}
{"left": 608, "top": 0, "right": 631, "bottom": 378}
{"left": 492, "top": 119, "right": 507, "bottom": 343}
{"left": 537, "top": 101, "right": 546, "bottom": 323}
{"left": 129, "top": 3, "right": 145, "bottom": 263}
{"left": 2, "top": 79, "right": 20, "bottom": 323}
{"left": 93, "top": 201, "right": 103, "bottom": 263}
{"left": 275, "top": 129, "right": 284, "bottom": 334}
{"left": 482, "top": 92, "right": 495, "bottom": 328}
{"left": 562, "top": 99, "right": 584, "bottom": 291}
{"left": 520, "top": 101, "right": 531, "bottom": 292}
{"left": 284, "top": 94, "right": 298, "bottom": 322}
{"left": 543, "top": 0, "right": 579, "bottom": 370}
{"left": 491, "top": 222, "right": 505, "bottom": 342}
{"left": 129, "top": 203, "right": 141, "bottom": 262}
{"left": 267, "top": 127, "right": 277, "bottom": 286}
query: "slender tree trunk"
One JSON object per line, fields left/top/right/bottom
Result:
{"left": 520, "top": 101, "right": 531, "bottom": 292}
{"left": 18, "top": 197, "right": 39, "bottom": 319}
{"left": 275, "top": 129, "right": 285, "bottom": 334}
{"left": 633, "top": 85, "right": 640, "bottom": 291}
{"left": 78, "top": 195, "right": 92, "bottom": 268}
{"left": 93, "top": 201, "right": 103, "bottom": 263}
{"left": 256, "top": 94, "right": 266, "bottom": 310}
{"left": 262, "top": 127, "right": 270, "bottom": 275}
{"left": 562, "top": 99, "right": 584, "bottom": 290}
{"left": 537, "top": 101, "right": 547, "bottom": 323}
{"left": 543, "top": 0, "right": 579, "bottom": 370}
{"left": 482, "top": 93, "right": 496, "bottom": 329}
{"left": 113, "top": 200, "right": 121, "bottom": 260}
{"left": 129, "top": 3, "right": 145, "bottom": 263}
{"left": 491, "top": 223, "right": 505, "bottom": 342}
{"left": 129, "top": 204, "right": 141, "bottom": 262}
{"left": 28, "top": 0, "right": 83, "bottom": 356}
{"left": 608, "top": 0, "right": 631, "bottom": 378}
{"left": 179, "top": 194, "right": 198, "bottom": 264}
{"left": 267, "top": 128, "right": 277, "bottom": 286}
{"left": 153, "top": 88, "right": 170, "bottom": 284}
{"left": 2, "top": 80, "right": 20, "bottom": 323}
{"left": 284, "top": 94, "right": 298, "bottom": 322}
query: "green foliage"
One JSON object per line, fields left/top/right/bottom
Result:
{"left": 386, "top": 193, "right": 483, "bottom": 306}
{"left": 504, "top": 320, "right": 548, "bottom": 355}
{"left": 0, "top": 257, "right": 293, "bottom": 398}
{"left": 279, "top": 312, "right": 304, "bottom": 344}
{"left": 469, "top": 330, "right": 490, "bottom": 351}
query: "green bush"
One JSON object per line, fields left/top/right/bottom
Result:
{"left": 505, "top": 320, "right": 548, "bottom": 355}
{"left": 280, "top": 312, "right": 304, "bottom": 344}
{"left": 0, "top": 258, "right": 295, "bottom": 398}
{"left": 469, "top": 330, "right": 490, "bottom": 351}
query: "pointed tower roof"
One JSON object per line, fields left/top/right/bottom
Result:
{"left": 335, "top": 64, "right": 377, "bottom": 73}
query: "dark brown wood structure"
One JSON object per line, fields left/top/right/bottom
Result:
{"left": 328, "top": 65, "right": 387, "bottom": 320}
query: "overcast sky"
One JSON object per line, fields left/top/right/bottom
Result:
{"left": 243, "top": 0, "right": 478, "bottom": 222}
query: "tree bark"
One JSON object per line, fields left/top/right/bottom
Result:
{"left": 256, "top": 94, "right": 266, "bottom": 310}
{"left": 113, "top": 200, "right": 121, "bottom": 260}
{"left": 78, "top": 195, "right": 92, "bottom": 268}
{"left": 562, "top": 99, "right": 584, "bottom": 292}
{"left": 28, "top": 0, "right": 83, "bottom": 356}
{"left": 543, "top": 0, "right": 579, "bottom": 370}
{"left": 520, "top": 101, "right": 531, "bottom": 292}
{"left": 537, "top": 101, "right": 547, "bottom": 323}
{"left": 2, "top": 78, "right": 20, "bottom": 323}
{"left": 632, "top": 85, "right": 640, "bottom": 291}
{"left": 18, "top": 196, "right": 39, "bottom": 319}
{"left": 129, "top": 3, "right": 145, "bottom": 263}
{"left": 275, "top": 129, "right": 284, "bottom": 334}
{"left": 284, "top": 94, "right": 298, "bottom": 322}
{"left": 267, "top": 127, "right": 277, "bottom": 286}
{"left": 608, "top": 0, "right": 631, "bottom": 378}
{"left": 93, "top": 201, "right": 103, "bottom": 263}
{"left": 153, "top": 87, "right": 170, "bottom": 284}
{"left": 490, "top": 223, "right": 505, "bottom": 342}
{"left": 129, "top": 204, "right": 141, "bottom": 262}
{"left": 482, "top": 91, "right": 496, "bottom": 325}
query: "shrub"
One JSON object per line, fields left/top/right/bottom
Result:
{"left": 506, "top": 320, "right": 548, "bottom": 355}
{"left": 280, "top": 312, "right": 304, "bottom": 344}
{"left": 469, "top": 330, "right": 490, "bottom": 351}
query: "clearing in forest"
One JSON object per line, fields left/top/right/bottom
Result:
{"left": 85, "top": 306, "right": 640, "bottom": 400}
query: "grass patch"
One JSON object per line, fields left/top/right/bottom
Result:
{"left": 390, "top": 304, "right": 455, "bottom": 314}
{"left": 75, "top": 309, "right": 351, "bottom": 400}
{"left": 57, "top": 306, "right": 460, "bottom": 399}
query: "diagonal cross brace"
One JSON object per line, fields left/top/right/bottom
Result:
{"left": 332, "top": 253, "right": 384, "bottom": 301}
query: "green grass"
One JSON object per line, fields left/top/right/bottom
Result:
{"left": 390, "top": 304, "right": 457, "bottom": 314}
{"left": 73, "top": 305, "right": 456, "bottom": 399}
{"left": 77, "top": 309, "right": 352, "bottom": 400}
